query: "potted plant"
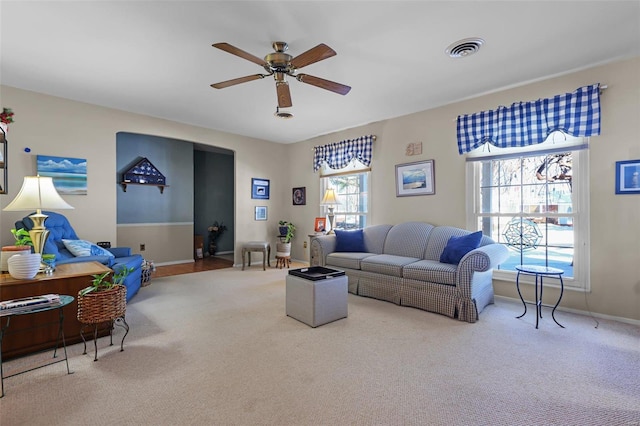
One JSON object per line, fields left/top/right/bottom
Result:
{"left": 278, "top": 220, "right": 289, "bottom": 237}
{"left": 276, "top": 221, "right": 296, "bottom": 259}
{"left": 207, "top": 220, "right": 227, "bottom": 256}
{"left": 10, "top": 228, "right": 33, "bottom": 249}
{"left": 1, "top": 228, "right": 34, "bottom": 273}
{"left": 77, "top": 267, "right": 134, "bottom": 361}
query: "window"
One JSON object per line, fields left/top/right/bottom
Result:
{"left": 321, "top": 172, "right": 369, "bottom": 230}
{"left": 466, "top": 134, "right": 590, "bottom": 289}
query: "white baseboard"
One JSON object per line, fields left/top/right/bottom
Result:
{"left": 494, "top": 295, "right": 640, "bottom": 326}
{"left": 154, "top": 259, "right": 195, "bottom": 266}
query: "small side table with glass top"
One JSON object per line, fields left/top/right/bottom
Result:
{"left": 515, "top": 265, "right": 565, "bottom": 329}
{"left": 0, "top": 295, "right": 74, "bottom": 397}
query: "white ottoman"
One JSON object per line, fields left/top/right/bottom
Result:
{"left": 286, "top": 267, "right": 348, "bottom": 328}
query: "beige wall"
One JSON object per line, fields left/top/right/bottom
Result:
{"left": 117, "top": 224, "right": 194, "bottom": 265}
{"left": 0, "top": 86, "right": 289, "bottom": 266}
{"left": 289, "top": 57, "right": 640, "bottom": 323}
{"left": 2, "top": 56, "right": 638, "bottom": 322}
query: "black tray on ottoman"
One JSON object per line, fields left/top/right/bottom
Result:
{"left": 288, "top": 267, "right": 345, "bottom": 281}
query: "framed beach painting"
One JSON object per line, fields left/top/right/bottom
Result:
{"left": 395, "top": 159, "right": 435, "bottom": 197}
{"left": 37, "top": 155, "right": 87, "bottom": 195}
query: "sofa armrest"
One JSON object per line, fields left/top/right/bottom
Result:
{"left": 107, "top": 247, "right": 132, "bottom": 257}
{"left": 310, "top": 235, "right": 337, "bottom": 266}
{"left": 455, "top": 243, "right": 509, "bottom": 292}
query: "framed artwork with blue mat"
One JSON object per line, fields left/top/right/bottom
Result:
{"left": 615, "top": 159, "right": 640, "bottom": 194}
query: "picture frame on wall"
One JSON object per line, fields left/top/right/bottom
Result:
{"left": 314, "top": 217, "right": 326, "bottom": 233}
{"left": 395, "top": 159, "right": 435, "bottom": 197}
{"left": 255, "top": 206, "right": 268, "bottom": 221}
{"left": 615, "top": 159, "right": 640, "bottom": 194}
{"left": 292, "top": 187, "right": 306, "bottom": 205}
{"left": 37, "top": 154, "right": 88, "bottom": 195}
{"left": 252, "top": 178, "right": 270, "bottom": 199}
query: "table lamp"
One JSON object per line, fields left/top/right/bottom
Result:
{"left": 3, "top": 175, "right": 74, "bottom": 255}
{"left": 320, "top": 189, "right": 339, "bottom": 234}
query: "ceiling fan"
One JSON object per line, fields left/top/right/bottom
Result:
{"left": 210, "top": 41, "right": 351, "bottom": 109}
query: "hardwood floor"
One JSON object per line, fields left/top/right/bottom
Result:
{"left": 151, "top": 255, "right": 234, "bottom": 278}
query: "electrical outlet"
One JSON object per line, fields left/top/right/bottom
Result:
{"left": 140, "top": 244, "right": 145, "bottom": 251}
{"left": 303, "top": 241, "right": 307, "bottom": 248}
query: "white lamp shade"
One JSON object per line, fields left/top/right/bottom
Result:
{"left": 320, "top": 189, "right": 339, "bottom": 206}
{"left": 3, "top": 176, "right": 74, "bottom": 211}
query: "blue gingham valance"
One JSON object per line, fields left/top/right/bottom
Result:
{"left": 313, "top": 135, "right": 374, "bottom": 172}
{"left": 456, "top": 84, "right": 601, "bottom": 155}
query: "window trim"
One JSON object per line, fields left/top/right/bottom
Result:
{"left": 466, "top": 142, "right": 590, "bottom": 291}
{"left": 320, "top": 171, "right": 370, "bottom": 231}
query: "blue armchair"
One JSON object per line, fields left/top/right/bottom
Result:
{"left": 15, "top": 211, "right": 143, "bottom": 302}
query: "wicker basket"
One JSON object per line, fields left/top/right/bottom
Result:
{"left": 77, "top": 284, "right": 127, "bottom": 324}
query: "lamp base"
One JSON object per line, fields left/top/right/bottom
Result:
{"left": 27, "top": 211, "right": 49, "bottom": 256}
{"left": 327, "top": 214, "right": 335, "bottom": 235}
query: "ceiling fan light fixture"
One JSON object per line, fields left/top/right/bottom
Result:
{"left": 274, "top": 106, "right": 293, "bottom": 119}
{"left": 446, "top": 37, "right": 484, "bottom": 58}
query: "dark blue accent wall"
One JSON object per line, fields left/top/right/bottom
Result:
{"left": 194, "top": 150, "right": 234, "bottom": 253}
{"left": 116, "top": 132, "right": 194, "bottom": 223}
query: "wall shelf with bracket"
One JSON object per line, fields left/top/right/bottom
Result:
{"left": 120, "top": 182, "right": 169, "bottom": 193}
{"left": 120, "top": 157, "right": 168, "bottom": 194}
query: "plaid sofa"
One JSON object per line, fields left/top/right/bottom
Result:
{"left": 310, "top": 222, "right": 509, "bottom": 323}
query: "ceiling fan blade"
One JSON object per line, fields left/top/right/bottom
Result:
{"left": 211, "top": 74, "right": 265, "bottom": 89}
{"left": 290, "top": 43, "right": 336, "bottom": 69}
{"left": 296, "top": 74, "right": 351, "bottom": 95}
{"left": 212, "top": 42, "right": 267, "bottom": 67}
{"left": 276, "top": 81, "right": 293, "bottom": 108}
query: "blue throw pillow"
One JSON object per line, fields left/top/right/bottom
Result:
{"left": 62, "top": 239, "right": 115, "bottom": 258}
{"left": 334, "top": 229, "right": 366, "bottom": 252}
{"left": 439, "top": 231, "right": 483, "bottom": 265}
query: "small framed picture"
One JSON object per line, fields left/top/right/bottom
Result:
{"left": 252, "top": 178, "right": 270, "bottom": 199}
{"left": 292, "top": 187, "right": 306, "bottom": 205}
{"left": 615, "top": 159, "right": 640, "bottom": 194}
{"left": 395, "top": 159, "right": 435, "bottom": 197}
{"left": 255, "top": 206, "right": 267, "bottom": 221}
{"left": 314, "top": 217, "right": 326, "bottom": 233}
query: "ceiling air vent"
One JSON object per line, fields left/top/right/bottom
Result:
{"left": 446, "top": 38, "right": 484, "bottom": 58}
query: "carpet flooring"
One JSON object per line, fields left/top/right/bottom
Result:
{"left": 1, "top": 264, "right": 638, "bottom": 425}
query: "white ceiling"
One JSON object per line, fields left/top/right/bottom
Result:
{"left": 1, "top": 1, "right": 639, "bottom": 144}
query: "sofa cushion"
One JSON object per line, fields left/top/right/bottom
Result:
{"left": 403, "top": 260, "right": 458, "bottom": 285}
{"left": 439, "top": 231, "right": 483, "bottom": 264}
{"left": 62, "top": 239, "right": 115, "bottom": 258}
{"left": 425, "top": 226, "right": 488, "bottom": 261}
{"left": 361, "top": 254, "right": 421, "bottom": 278}
{"left": 335, "top": 229, "right": 366, "bottom": 252}
{"left": 326, "top": 252, "right": 376, "bottom": 270}
{"left": 383, "top": 222, "right": 433, "bottom": 258}
{"left": 363, "top": 224, "right": 393, "bottom": 254}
